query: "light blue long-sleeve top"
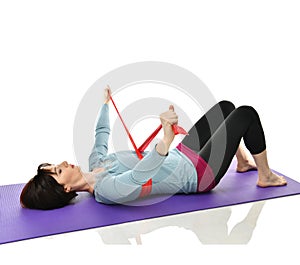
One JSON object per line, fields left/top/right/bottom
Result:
{"left": 89, "top": 104, "right": 198, "bottom": 204}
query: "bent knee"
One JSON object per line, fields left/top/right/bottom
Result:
{"left": 219, "top": 100, "right": 235, "bottom": 115}
{"left": 237, "top": 105, "right": 259, "bottom": 119}
{"left": 219, "top": 100, "right": 235, "bottom": 108}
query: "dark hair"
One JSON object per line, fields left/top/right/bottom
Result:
{"left": 20, "top": 163, "right": 78, "bottom": 210}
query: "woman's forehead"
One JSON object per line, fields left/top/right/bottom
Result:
{"left": 41, "top": 164, "right": 56, "bottom": 174}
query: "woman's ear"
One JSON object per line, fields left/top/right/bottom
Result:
{"left": 64, "top": 185, "right": 72, "bottom": 193}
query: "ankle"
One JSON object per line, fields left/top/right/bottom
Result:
{"left": 237, "top": 158, "right": 249, "bottom": 165}
{"left": 258, "top": 169, "right": 272, "bottom": 180}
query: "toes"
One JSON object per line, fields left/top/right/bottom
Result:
{"left": 278, "top": 175, "right": 287, "bottom": 185}
{"left": 281, "top": 178, "right": 288, "bottom": 185}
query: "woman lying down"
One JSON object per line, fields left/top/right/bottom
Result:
{"left": 20, "top": 86, "right": 287, "bottom": 210}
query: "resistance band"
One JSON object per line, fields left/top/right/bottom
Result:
{"left": 110, "top": 95, "right": 188, "bottom": 197}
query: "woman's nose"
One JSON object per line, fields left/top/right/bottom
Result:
{"left": 60, "top": 161, "right": 68, "bottom": 167}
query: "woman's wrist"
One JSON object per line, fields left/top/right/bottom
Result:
{"left": 156, "top": 138, "right": 172, "bottom": 156}
{"left": 163, "top": 136, "right": 173, "bottom": 147}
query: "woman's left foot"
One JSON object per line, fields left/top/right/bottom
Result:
{"left": 236, "top": 160, "right": 257, "bottom": 173}
{"left": 257, "top": 172, "right": 287, "bottom": 188}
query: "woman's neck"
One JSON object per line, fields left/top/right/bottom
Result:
{"left": 75, "top": 168, "right": 105, "bottom": 194}
{"left": 81, "top": 171, "right": 96, "bottom": 193}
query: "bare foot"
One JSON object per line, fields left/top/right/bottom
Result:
{"left": 236, "top": 160, "right": 257, "bottom": 173}
{"left": 257, "top": 172, "right": 287, "bottom": 188}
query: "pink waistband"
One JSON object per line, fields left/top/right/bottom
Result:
{"left": 176, "top": 143, "right": 216, "bottom": 192}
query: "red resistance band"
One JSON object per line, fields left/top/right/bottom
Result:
{"left": 110, "top": 95, "right": 188, "bottom": 198}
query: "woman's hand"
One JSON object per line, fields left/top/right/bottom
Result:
{"left": 156, "top": 105, "right": 178, "bottom": 156}
{"left": 104, "top": 85, "right": 112, "bottom": 104}
{"left": 160, "top": 105, "right": 178, "bottom": 143}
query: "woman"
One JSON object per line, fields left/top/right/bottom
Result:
{"left": 20, "top": 86, "right": 287, "bottom": 209}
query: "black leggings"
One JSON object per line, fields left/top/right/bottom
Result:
{"left": 181, "top": 101, "right": 266, "bottom": 184}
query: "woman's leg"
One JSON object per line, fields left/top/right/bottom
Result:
{"left": 181, "top": 100, "right": 235, "bottom": 151}
{"left": 235, "top": 143, "right": 257, "bottom": 172}
{"left": 253, "top": 150, "right": 286, "bottom": 187}
{"left": 182, "top": 100, "right": 256, "bottom": 172}
{"left": 198, "top": 105, "right": 287, "bottom": 187}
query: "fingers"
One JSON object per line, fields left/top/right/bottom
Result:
{"left": 160, "top": 105, "right": 178, "bottom": 125}
{"left": 104, "top": 85, "right": 112, "bottom": 103}
{"left": 168, "top": 105, "right": 177, "bottom": 124}
{"left": 105, "top": 85, "right": 111, "bottom": 95}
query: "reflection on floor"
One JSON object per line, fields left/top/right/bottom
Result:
{"left": 98, "top": 201, "right": 265, "bottom": 245}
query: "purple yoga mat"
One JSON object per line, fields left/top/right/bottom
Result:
{"left": 1, "top": 161, "right": 300, "bottom": 244}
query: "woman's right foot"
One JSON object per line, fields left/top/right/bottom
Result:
{"left": 236, "top": 160, "right": 257, "bottom": 173}
{"left": 257, "top": 172, "right": 287, "bottom": 188}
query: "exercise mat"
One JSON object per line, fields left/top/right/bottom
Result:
{"left": 1, "top": 161, "right": 299, "bottom": 244}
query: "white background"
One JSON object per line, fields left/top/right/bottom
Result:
{"left": 0, "top": 0, "right": 299, "bottom": 264}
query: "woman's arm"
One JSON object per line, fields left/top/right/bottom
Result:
{"left": 95, "top": 146, "right": 167, "bottom": 204}
{"left": 94, "top": 105, "right": 179, "bottom": 204}
{"left": 155, "top": 105, "right": 178, "bottom": 155}
{"left": 89, "top": 86, "right": 112, "bottom": 170}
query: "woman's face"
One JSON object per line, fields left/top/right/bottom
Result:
{"left": 42, "top": 161, "right": 81, "bottom": 192}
